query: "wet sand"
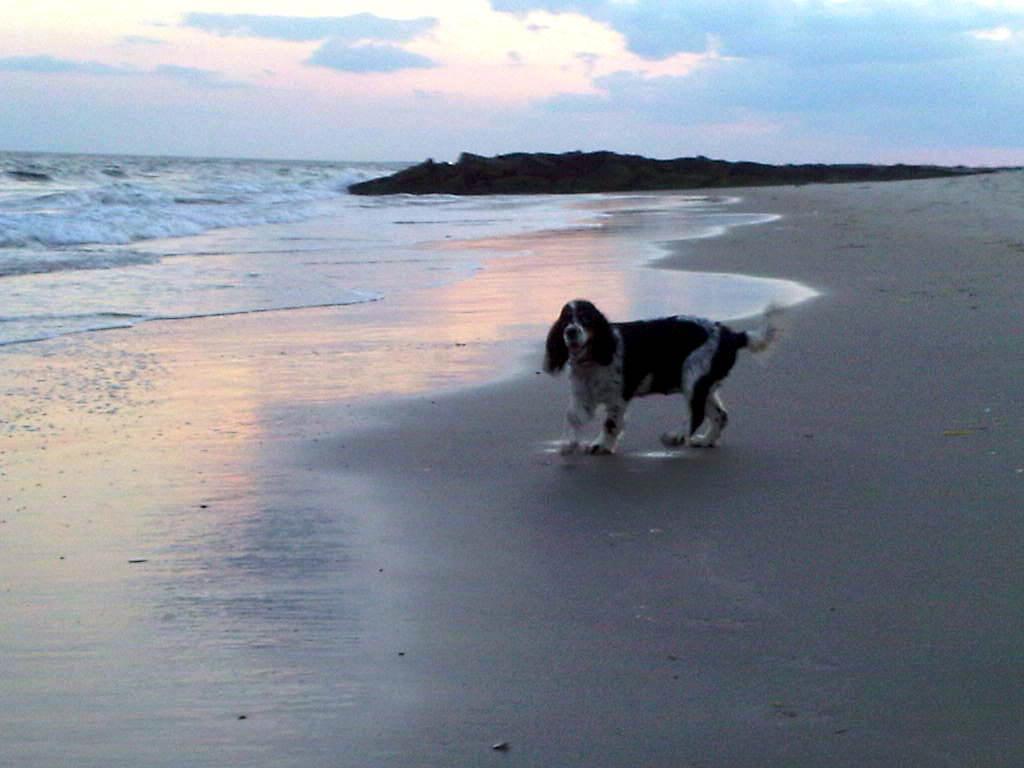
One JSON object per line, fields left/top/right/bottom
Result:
{"left": 3, "top": 175, "right": 1023, "bottom": 767}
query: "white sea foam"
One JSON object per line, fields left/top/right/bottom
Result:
{"left": 0, "top": 154, "right": 384, "bottom": 254}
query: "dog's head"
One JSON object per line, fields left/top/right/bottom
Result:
{"left": 543, "top": 299, "right": 616, "bottom": 374}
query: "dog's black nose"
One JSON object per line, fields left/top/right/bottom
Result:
{"left": 565, "top": 326, "right": 581, "bottom": 340}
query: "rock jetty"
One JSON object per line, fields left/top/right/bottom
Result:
{"left": 348, "top": 151, "right": 997, "bottom": 196}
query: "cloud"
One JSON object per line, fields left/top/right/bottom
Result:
{"left": 0, "top": 55, "right": 134, "bottom": 76}
{"left": 0, "top": 55, "right": 244, "bottom": 89}
{"left": 490, "top": 0, "right": 1024, "bottom": 61}
{"left": 184, "top": 11, "right": 439, "bottom": 75}
{"left": 154, "top": 65, "right": 248, "bottom": 89}
{"left": 307, "top": 41, "right": 437, "bottom": 73}
{"left": 119, "top": 35, "right": 167, "bottom": 47}
{"left": 182, "top": 12, "right": 437, "bottom": 44}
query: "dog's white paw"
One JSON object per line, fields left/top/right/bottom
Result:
{"left": 688, "top": 436, "right": 719, "bottom": 449}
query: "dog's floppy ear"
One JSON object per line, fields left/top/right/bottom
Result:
{"left": 543, "top": 309, "right": 569, "bottom": 374}
{"left": 589, "top": 307, "right": 616, "bottom": 366}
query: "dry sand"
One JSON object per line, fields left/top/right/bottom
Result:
{"left": 2, "top": 173, "right": 1022, "bottom": 767}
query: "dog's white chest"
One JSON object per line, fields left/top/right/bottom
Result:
{"left": 569, "top": 354, "right": 623, "bottom": 409}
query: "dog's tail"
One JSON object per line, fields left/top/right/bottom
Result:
{"left": 742, "top": 303, "right": 784, "bottom": 355}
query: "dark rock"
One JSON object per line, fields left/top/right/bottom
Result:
{"left": 349, "top": 150, "right": 1003, "bottom": 196}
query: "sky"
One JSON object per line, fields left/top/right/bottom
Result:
{"left": 1, "top": 0, "right": 1023, "bottom": 164}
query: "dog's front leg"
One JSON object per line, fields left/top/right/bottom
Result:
{"left": 560, "top": 402, "right": 594, "bottom": 455}
{"left": 585, "top": 402, "right": 625, "bottom": 455}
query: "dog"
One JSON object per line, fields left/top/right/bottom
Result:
{"left": 543, "top": 299, "right": 781, "bottom": 455}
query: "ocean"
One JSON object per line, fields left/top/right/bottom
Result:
{"left": 0, "top": 151, "right": 808, "bottom": 350}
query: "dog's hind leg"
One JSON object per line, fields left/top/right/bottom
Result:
{"left": 690, "top": 390, "right": 728, "bottom": 448}
{"left": 661, "top": 376, "right": 716, "bottom": 448}
{"left": 659, "top": 398, "right": 693, "bottom": 448}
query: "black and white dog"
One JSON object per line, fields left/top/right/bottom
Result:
{"left": 544, "top": 300, "right": 781, "bottom": 455}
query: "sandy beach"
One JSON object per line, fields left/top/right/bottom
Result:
{"left": 3, "top": 172, "right": 1023, "bottom": 767}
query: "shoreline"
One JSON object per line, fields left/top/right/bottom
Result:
{"left": 3, "top": 174, "right": 1023, "bottom": 767}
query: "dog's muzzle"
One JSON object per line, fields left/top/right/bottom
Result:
{"left": 564, "top": 324, "right": 584, "bottom": 352}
